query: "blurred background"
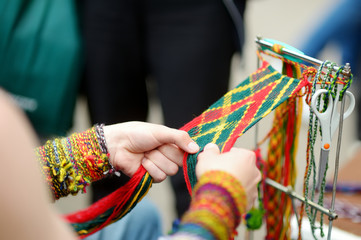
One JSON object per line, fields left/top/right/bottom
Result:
{"left": 60, "top": 0, "right": 361, "bottom": 237}
{"left": 2, "top": 0, "right": 360, "bottom": 238}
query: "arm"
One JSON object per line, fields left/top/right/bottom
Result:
{"left": 0, "top": 90, "right": 77, "bottom": 240}
{"left": 0, "top": 89, "right": 200, "bottom": 239}
{"left": 166, "top": 143, "right": 261, "bottom": 240}
{"left": 168, "top": 171, "right": 247, "bottom": 240}
{"left": 35, "top": 126, "right": 112, "bottom": 199}
{"left": 35, "top": 122, "right": 200, "bottom": 199}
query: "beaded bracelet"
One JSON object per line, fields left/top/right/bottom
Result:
{"left": 95, "top": 123, "right": 108, "bottom": 154}
{"left": 95, "top": 124, "right": 121, "bottom": 177}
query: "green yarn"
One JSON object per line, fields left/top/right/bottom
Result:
{"left": 245, "top": 208, "right": 264, "bottom": 230}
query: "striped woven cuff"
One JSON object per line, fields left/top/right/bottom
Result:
{"left": 178, "top": 171, "right": 247, "bottom": 240}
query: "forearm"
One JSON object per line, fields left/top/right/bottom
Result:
{"left": 35, "top": 125, "right": 112, "bottom": 199}
{"left": 166, "top": 171, "right": 247, "bottom": 240}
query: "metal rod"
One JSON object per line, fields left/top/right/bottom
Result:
{"left": 291, "top": 197, "right": 300, "bottom": 225}
{"left": 327, "top": 87, "right": 347, "bottom": 239}
{"left": 255, "top": 38, "right": 349, "bottom": 76}
{"left": 265, "top": 178, "right": 338, "bottom": 220}
{"left": 254, "top": 38, "right": 261, "bottom": 150}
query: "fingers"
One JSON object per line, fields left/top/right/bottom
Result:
{"left": 156, "top": 128, "right": 199, "bottom": 154}
{"left": 103, "top": 122, "right": 199, "bottom": 182}
{"left": 203, "top": 143, "right": 220, "bottom": 153}
{"left": 195, "top": 145, "right": 262, "bottom": 210}
{"left": 142, "top": 144, "right": 184, "bottom": 183}
{"left": 197, "top": 143, "right": 220, "bottom": 163}
{"left": 156, "top": 144, "right": 184, "bottom": 166}
{"left": 142, "top": 158, "right": 167, "bottom": 183}
{"left": 145, "top": 145, "right": 181, "bottom": 173}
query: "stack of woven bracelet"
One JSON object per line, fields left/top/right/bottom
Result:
{"left": 35, "top": 124, "right": 113, "bottom": 199}
{"left": 172, "top": 171, "right": 247, "bottom": 239}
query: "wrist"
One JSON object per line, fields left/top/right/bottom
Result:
{"left": 95, "top": 123, "right": 108, "bottom": 154}
{"left": 177, "top": 171, "right": 247, "bottom": 239}
{"left": 100, "top": 124, "right": 124, "bottom": 177}
{"left": 195, "top": 170, "right": 247, "bottom": 216}
{"left": 95, "top": 124, "right": 121, "bottom": 177}
{"left": 36, "top": 127, "right": 113, "bottom": 199}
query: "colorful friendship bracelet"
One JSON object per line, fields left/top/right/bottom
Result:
{"left": 35, "top": 125, "right": 112, "bottom": 199}
{"left": 175, "top": 171, "right": 247, "bottom": 240}
{"left": 95, "top": 124, "right": 121, "bottom": 176}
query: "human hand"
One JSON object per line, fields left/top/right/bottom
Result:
{"left": 196, "top": 143, "right": 261, "bottom": 210}
{"left": 103, "top": 122, "right": 199, "bottom": 183}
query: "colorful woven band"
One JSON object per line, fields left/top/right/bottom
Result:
{"left": 176, "top": 171, "right": 247, "bottom": 240}
{"left": 35, "top": 126, "right": 111, "bottom": 199}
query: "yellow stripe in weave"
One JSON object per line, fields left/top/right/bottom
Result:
{"left": 202, "top": 71, "right": 279, "bottom": 117}
{"left": 192, "top": 94, "right": 235, "bottom": 142}
{"left": 249, "top": 63, "right": 277, "bottom": 82}
{"left": 192, "top": 123, "right": 227, "bottom": 142}
{"left": 193, "top": 72, "right": 285, "bottom": 142}
{"left": 221, "top": 79, "right": 278, "bottom": 150}
{"left": 291, "top": 96, "right": 303, "bottom": 186}
{"left": 260, "top": 76, "right": 295, "bottom": 118}
{"left": 220, "top": 75, "right": 297, "bottom": 150}
{"left": 223, "top": 71, "right": 278, "bottom": 98}
{"left": 219, "top": 103, "right": 253, "bottom": 153}
{"left": 196, "top": 73, "right": 282, "bottom": 144}
{"left": 198, "top": 101, "right": 208, "bottom": 140}
{"left": 211, "top": 92, "right": 232, "bottom": 143}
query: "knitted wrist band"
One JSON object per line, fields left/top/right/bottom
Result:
{"left": 179, "top": 171, "right": 247, "bottom": 239}
{"left": 194, "top": 171, "right": 247, "bottom": 217}
{"left": 35, "top": 127, "right": 112, "bottom": 199}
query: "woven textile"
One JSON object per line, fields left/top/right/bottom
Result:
{"left": 181, "top": 61, "right": 309, "bottom": 192}
{"left": 64, "top": 60, "right": 309, "bottom": 237}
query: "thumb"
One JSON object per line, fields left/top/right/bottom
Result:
{"left": 154, "top": 128, "right": 200, "bottom": 154}
{"left": 203, "top": 143, "right": 221, "bottom": 154}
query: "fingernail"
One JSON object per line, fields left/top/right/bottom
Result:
{"left": 188, "top": 142, "right": 199, "bottom": 152}
{"left": 204, "top": 143, "right": 218, "bottom": 150}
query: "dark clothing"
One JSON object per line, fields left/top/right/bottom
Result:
{"left": 78, "top": 0, "right": 246, "bottom": 216}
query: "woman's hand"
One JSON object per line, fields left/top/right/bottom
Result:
{"left": 196, "top": 143, "right": 261, "bottom": 210}
{"left": 104, "top": 122, "right": 199, "bottom": 183}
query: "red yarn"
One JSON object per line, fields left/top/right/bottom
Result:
{"left": 182, "top": 153, "right": 193, "bottom": 196}
{"left": 64, "top": 166, "right": 147, "bottom": 238}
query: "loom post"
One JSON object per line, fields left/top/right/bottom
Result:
{"left": 243, "top": 35, "right": 264, "bottom": 240}
{"left": 254, "top": 36, "right": 261, "bottom": 150}
{"left": 326, "top": 63, "right": 350, "bottom": 240}
{"left": 291, "top": 189, "right": 300, "bottom": 225}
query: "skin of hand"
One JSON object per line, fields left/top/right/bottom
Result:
{"left": 103, "top": 122, "right": 200, "bottom": 183}
{"left": 196, "top": 143, "right": 262, "bottom": 210}
{"left": 0, "top": 90, "right": 77, "bottom": 240}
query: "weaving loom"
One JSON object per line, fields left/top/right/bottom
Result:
{"left": 63, "top": 37, "right": 354, "bottom": 240}
{"left": 254, "top": 37, "right": 354, "bottom": 240}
